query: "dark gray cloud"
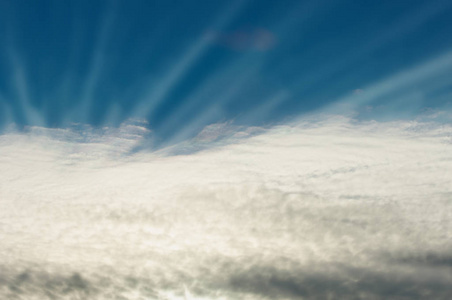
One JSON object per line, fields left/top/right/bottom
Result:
{"left": 1, "top": 252, "right": 451, "bottom": 300}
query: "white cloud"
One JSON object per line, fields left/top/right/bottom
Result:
{"left": 0, "top": 115, "right": 451, "bottom": 299}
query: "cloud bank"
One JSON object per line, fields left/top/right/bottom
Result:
{"left": 1, "top": 115, "right": 451, "bottom": 299}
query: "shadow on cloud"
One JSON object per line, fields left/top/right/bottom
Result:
{"left": 1, "top": 252, "right": 451, "bottom": 300}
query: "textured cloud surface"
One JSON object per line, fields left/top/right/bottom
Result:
{"left": 1, "top": 116, "right": 451, "bottom": 299}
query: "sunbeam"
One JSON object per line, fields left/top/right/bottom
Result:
{"left": 7, "top": 45, "right": 45, "bottom": 127}
{"left": 1, "top": 0, "right": 451, "bottom": 142}
{"left": 324, "top": 50, "right": 452, "bottom": 117}
{"left": 72, "top": 1, "right": 118, "bottom": 124}
{"left": 287, "top": 0, "right": 452, "bottom": 100}
{"left": 157, "top": 58, "right": 261, "bottom": 145}
{"left": 128, "top": 0, "right": 250, "bottom": 124}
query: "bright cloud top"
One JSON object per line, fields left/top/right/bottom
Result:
{"left": 1, "top": 116, "right": 451, "bottom": 299}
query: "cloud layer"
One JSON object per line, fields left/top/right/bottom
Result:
{"left": 1, "top": 116, "right": 451, "bottom": 299}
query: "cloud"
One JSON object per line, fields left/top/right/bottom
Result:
{"left": 205, "top": 28, "right": 277, "bottom": 51}
{"left": 0, "top": 115, "right": 451, "bottom": 299}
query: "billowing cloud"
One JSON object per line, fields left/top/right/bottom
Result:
{"left": 1, "top": 115, "right": 451, "bottom": 299}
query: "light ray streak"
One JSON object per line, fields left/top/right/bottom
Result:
{"left": 7, "top": 45, "right": 44, "bottom": 127}
{"left": 128, "top": 0, "right": 250, "bottom": 121}
{"left": 157, "top": 57, "right": 262, "bottom": 139}
{"left": 288, "top": 0, "right": 452, "bottom": 97}
{"left": 70, "top": 1, "right": 118, "bottom": 123}
{"left": 276, "top": 0, "right": 338, "bottom": 34}
{"left": 160, "top": 77, "right": 253, "bottom": 146}
{"left": 323, "top": 50, "right": 452, "bottom": 114}
{"left": 158, "top": 0, "right": 322, "bottom": 143}
{"left": 103, "top": 16, "right": 181, "bottom": 125}
{"left": 0, "top": 94, "right": 13, "bottom": 129}
{"left": 56, "top": 5, "right": 95, "bottom": 124}
{"left": 129, "top": 38, "right": 212, "bottom": 119}
{"left": 242, "top": 90, "right": 291, "bottom": 124}
{"left": 103, "top": 100, "right": 123, "bottom": 126}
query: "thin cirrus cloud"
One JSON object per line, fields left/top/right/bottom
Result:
{"left": 204, "top": 27, "right": 277, "bottom": 51}
{"left": 1, "top": 115, "right": 451, "bottom": 299}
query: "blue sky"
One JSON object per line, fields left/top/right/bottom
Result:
{"left": 1, "top": 0, "right": 452, "bottom": 145}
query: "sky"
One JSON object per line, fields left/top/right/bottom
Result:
{"left": 1, "top": 1, "right": 452, "bottom": 299}
{"left": 1, "top": 0, "right": 452, "bottom": 144}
